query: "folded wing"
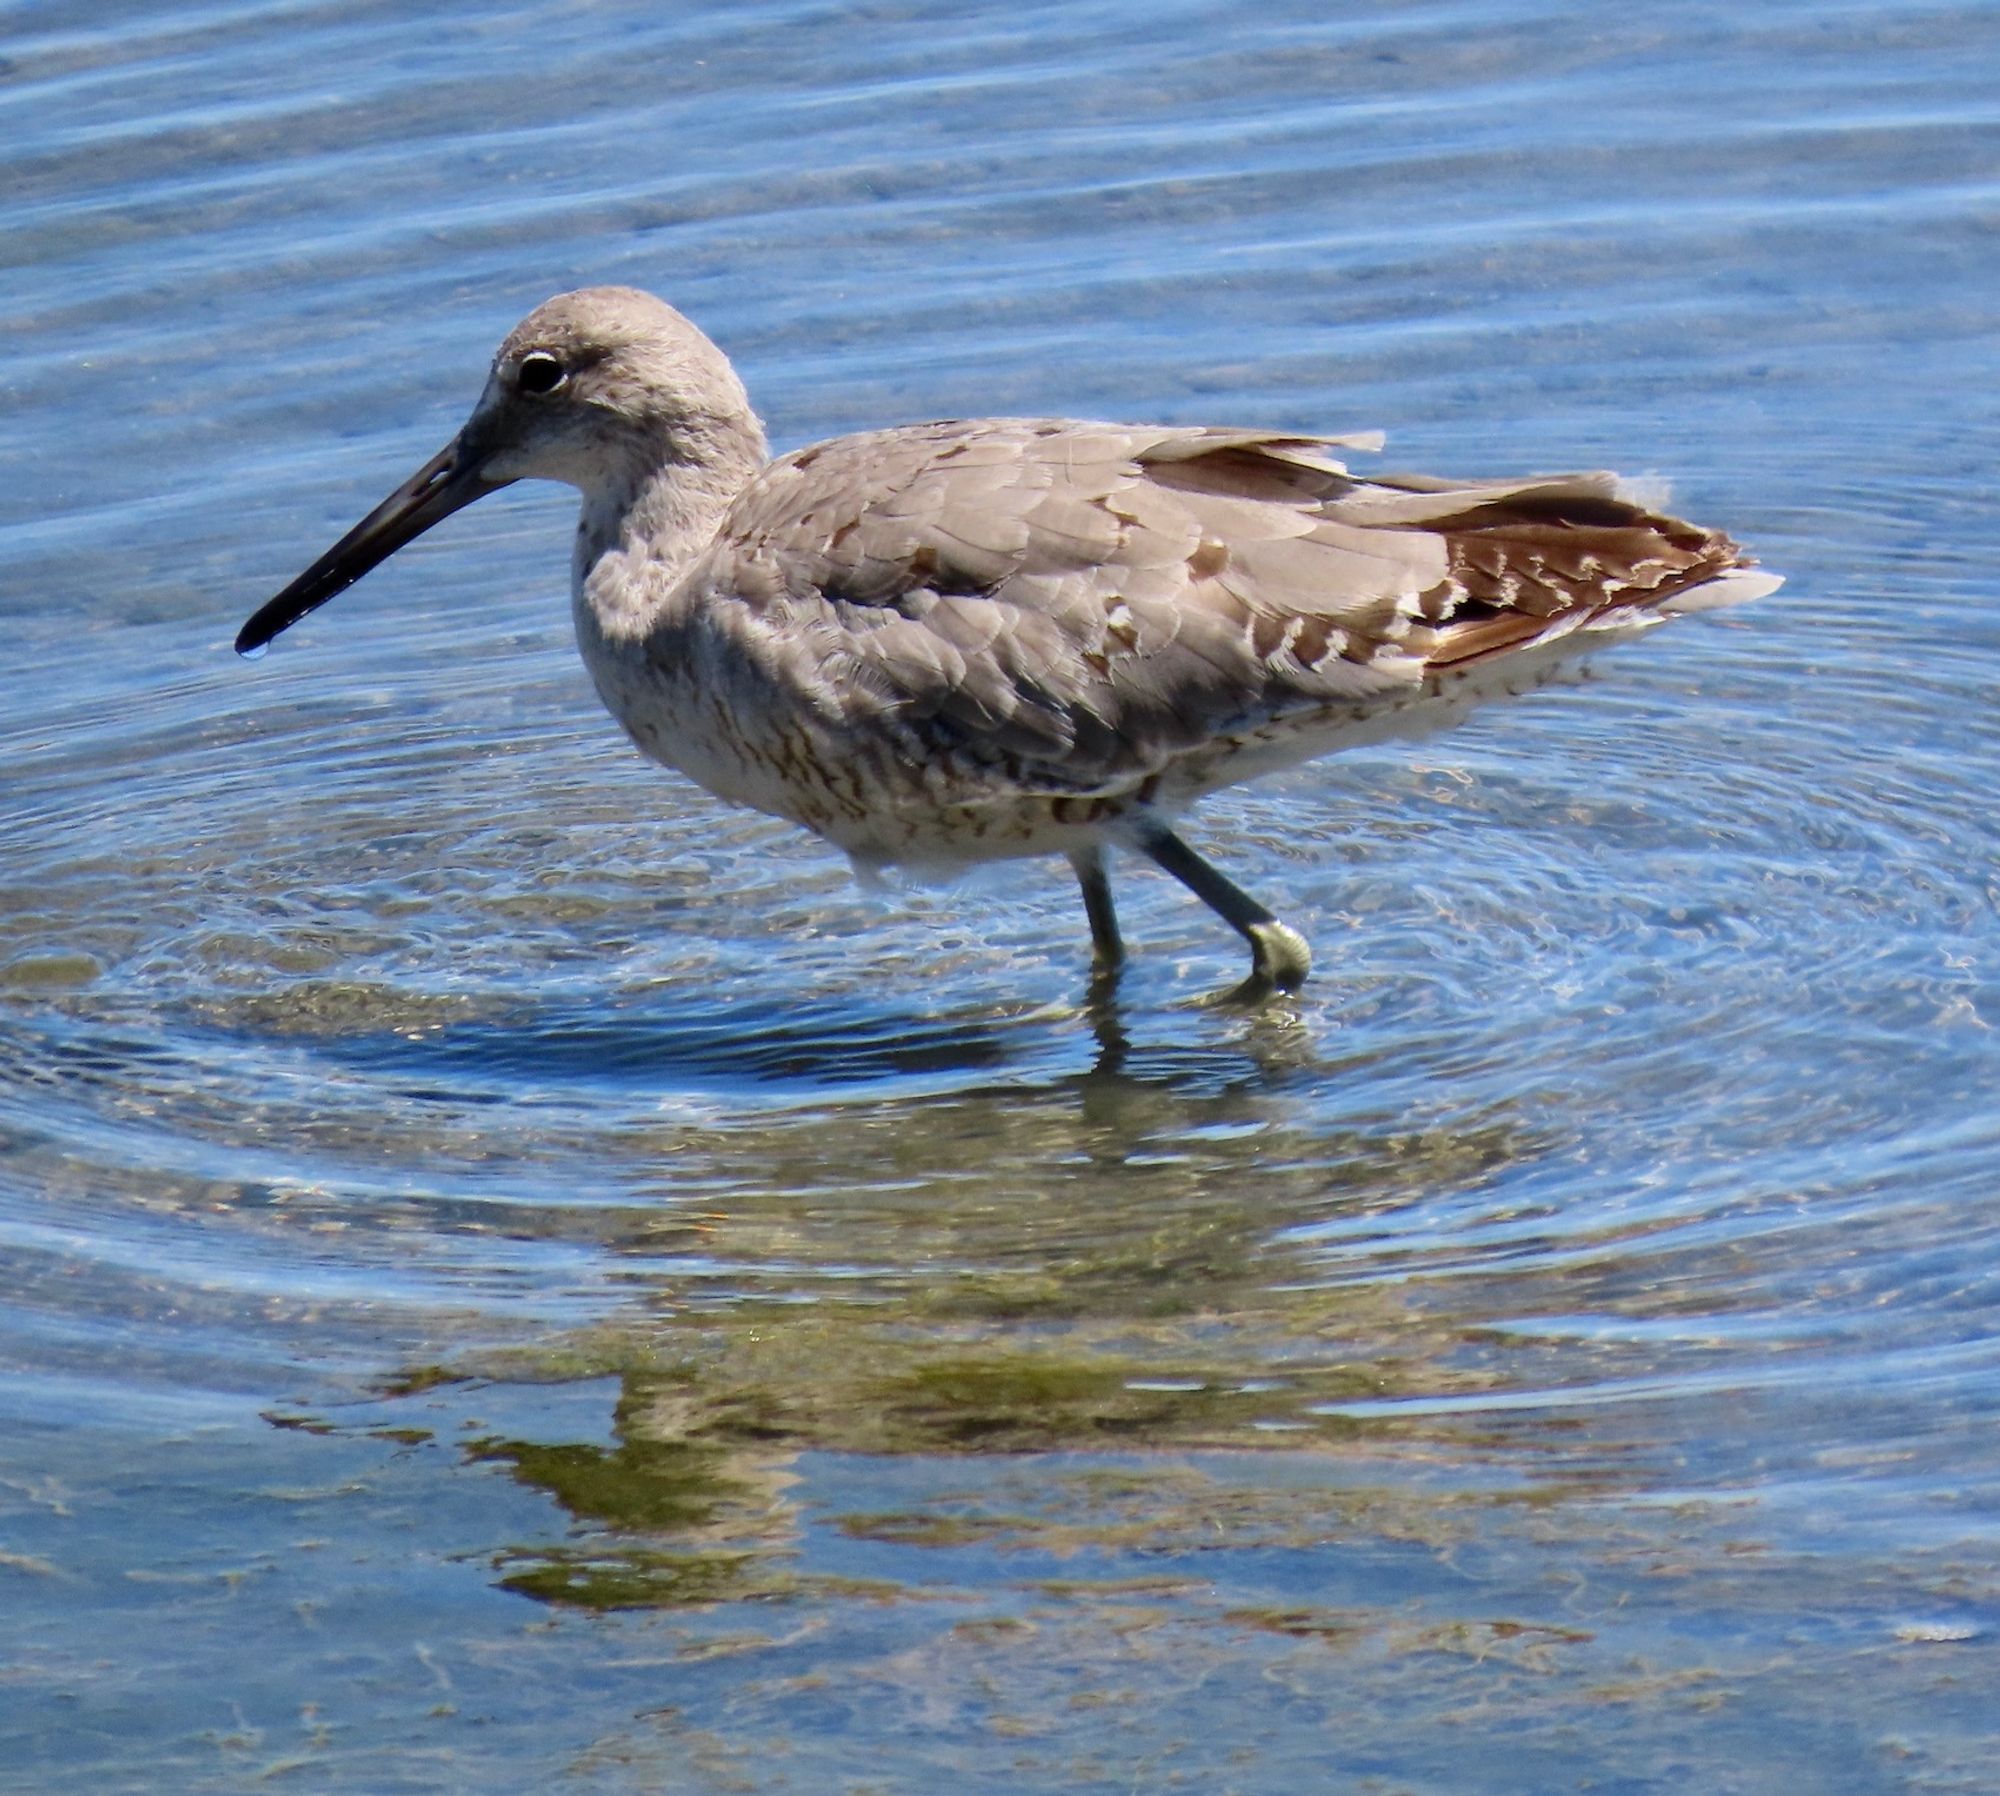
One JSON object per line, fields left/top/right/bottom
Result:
{"left": 687, "top": 419, "right": 1765, "bottom": 796}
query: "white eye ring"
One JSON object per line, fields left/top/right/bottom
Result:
{"left": 517, "top": 350, "right": 567, "bottom": 395}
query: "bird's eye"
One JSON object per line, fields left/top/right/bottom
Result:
{"left": 516, "top": 351, "right": 567, "bottom": 395}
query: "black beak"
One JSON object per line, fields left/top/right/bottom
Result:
{"left": 235, "top": 441, "right": 513, "bottom": 657}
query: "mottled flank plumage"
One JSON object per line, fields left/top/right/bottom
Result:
{"left": 239, "top": 286, "right": 1779, "bottom": 995}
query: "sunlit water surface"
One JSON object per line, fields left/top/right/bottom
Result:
{"left": 4, "top": 1, "right": 1999, "bottom": 1789}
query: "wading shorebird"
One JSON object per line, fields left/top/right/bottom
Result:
{"left": 238, "top": 287, "right": 1778, "bottom": 996}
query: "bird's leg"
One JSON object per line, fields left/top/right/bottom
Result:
{"left": 1129, "top": 818, "right": 1312, "bottom": 995}
{"left": 1068, "top": 845, "right": 1126, "bottom": 975}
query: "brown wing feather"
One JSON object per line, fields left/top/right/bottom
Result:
{"left": 1362, "top": 478, "right": 1750, "bottom": 668}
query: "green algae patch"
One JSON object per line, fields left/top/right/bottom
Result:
{"left": 836, "top": 1511, "right": 1027, "bottom": 1548}
{"left": 467, "top": 1436, "right": 744, "bottom": 1533}
{"left": 873, "top": 1353, "right": 1227, "bottom": 1451}
{"left": 496, "top": 1546, "right": 763, "bottom": 1610}
{"left": 372, "top": 1364, "right": 468, "bottom": 1397}
{"left": 0, "top": 951, "right": 102, "bottom": 991}
{"left": 1223, "top": 1606, "right": 1372, "bottom": 1645}
{"left": 821, "top": 1459, "right": 1478, "bottom": 1562}
{"left": 495, "top": 1545, "right": 902, "bottom": 1613}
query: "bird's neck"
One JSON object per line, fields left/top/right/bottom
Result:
{"left": 572, "top": 415, "right": 768, "bottom": 644}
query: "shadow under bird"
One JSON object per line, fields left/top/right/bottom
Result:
{"left": 238, "top": 286, "right": 1779, "bottom": 996}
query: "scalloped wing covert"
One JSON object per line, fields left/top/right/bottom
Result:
{"left": 682, "top": 419, "right": 1749, "bottom": 798}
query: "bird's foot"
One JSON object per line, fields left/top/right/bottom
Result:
{"left": 1218, "top": 919, "right": 1312, "bottom": 1004}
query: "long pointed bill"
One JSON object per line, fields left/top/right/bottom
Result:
{"left": 235, "top": 442, "right": 513, "bottom": 656}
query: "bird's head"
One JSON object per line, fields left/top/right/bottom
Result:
{"left": 235, "top": 286, "right": 760, "bottom": 656}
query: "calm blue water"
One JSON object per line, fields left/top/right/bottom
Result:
{"left": 4, "top": 1, "right": 1999, "bottom": 1789}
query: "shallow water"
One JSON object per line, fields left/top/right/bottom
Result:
{"left": 5, "top": 1, "right": 2000, "bottom": 1788}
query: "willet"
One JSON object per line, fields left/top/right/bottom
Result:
{"left": 238, "top": 286, "right": 1779, "bottom": 995}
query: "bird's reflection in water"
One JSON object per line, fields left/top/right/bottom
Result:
{"left": 409, "top": 977, "right": 1545, "bottom": 1613}
{"left": 1076, "top": 965, "right": 1324, "bottom": 1090}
